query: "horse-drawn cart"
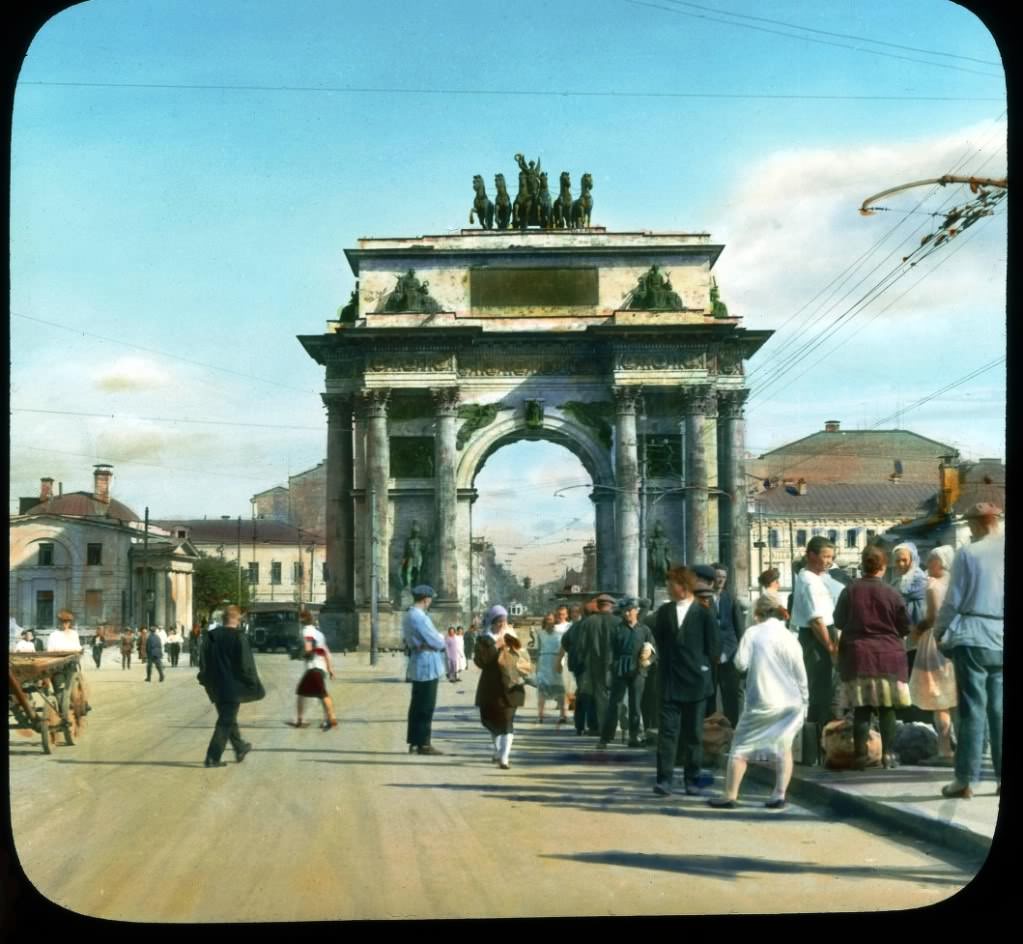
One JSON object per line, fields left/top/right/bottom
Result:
{"left": 9, "top": 652, "right": 87, "bottom": 754}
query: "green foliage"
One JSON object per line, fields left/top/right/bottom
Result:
{"left": 194, "top": 555, "right": 250, "bottom": 619}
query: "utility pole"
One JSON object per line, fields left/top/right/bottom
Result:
{"left": 638, "top": 405, "right": 647, "bottom": 603}
{"left": 143, "top": 506, "right": 150, "bottom": 627}
{"left": 250, "top": 504, "right": 257, "bottom": 604}
{"left": 236, "top": 515, "right": 242, "bottom": 605}
{"left": 369, "top": 483, "right": 379, "bottom": 666}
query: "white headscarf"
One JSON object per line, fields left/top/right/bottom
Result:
{"left": 927, "top": 545, "right": 955, "bottom": 574}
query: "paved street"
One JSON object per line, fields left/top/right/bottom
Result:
{"left": 10, "top": 650, "right": 984, "bottom": 921}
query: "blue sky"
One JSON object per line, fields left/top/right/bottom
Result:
{"left": 10, "top": 1, "right": 1006, "bottom": 581}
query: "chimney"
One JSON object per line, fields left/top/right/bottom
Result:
{"left": 796, "top": 477, "right": 808, "bottom": 496}
{"left": 824, "top": 420, "right": 840, "bottom": 433}
{"left": 93, "top": 464, "right": 113, "bottom": 504}
{"left": 58, "top": 482, "right": 63, "bottom": 496}
{"left": 40, "top": 477, "right": 54, "bottom": 502}
{"left": 938, "top": 455, "right": 960, "bottom": 516}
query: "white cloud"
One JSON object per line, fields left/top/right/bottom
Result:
{"left": 92, "top": 355, "right": 172, "bottom": 392}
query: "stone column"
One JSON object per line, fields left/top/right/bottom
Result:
{"left": 613, "top": 386, "right": 642, "bottom": 597}
{"left": 682, "top": 385, "right": 713, "bottom": 565}
{"left": 362, "top": 388, "right": 392, "bottom": 609}
{"left": 591, "top": 487, "right": 617, "bottom": 591}
{"left": 431, "top": 387, "right": 461, "bottom": 603}
{"left": 322, "top": 394, "right": 355, "bottom": 609}
{"left": 718, "top": 388, "right": 751, "bottom": 602}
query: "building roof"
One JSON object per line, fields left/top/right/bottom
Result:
{"left": 22, "top": 492, "right": 141, "bottom": 523}
{"left": 250, "top": 485, "right": 288, "bottom": 499}
{"left": 153, "top": 519, "right": 325, "bottom": 545}
{"left": 954, "top": 459, "right": 1006, "bottom": 515}
{"left": 754, "top": 482, "right": 935, "bottom": 517}
{"left": 760, "top": 428, "right": 956, "bottom": 459}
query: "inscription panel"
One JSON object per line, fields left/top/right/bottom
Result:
{"left": 470, "top": 267, "right": 599, "bottom": 311}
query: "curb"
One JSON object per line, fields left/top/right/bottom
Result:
{"left": 745, "top": 764, "right": 993, "bottom": 859}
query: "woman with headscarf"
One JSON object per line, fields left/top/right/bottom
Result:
{"left": 534, "top": 612, "right": 567, "bottom": 724}
{"left": 889, "top": 541, "right": 930, "bottom": 722}
{"left": 834, "top": 545, "right": 911, "bottom": 769}
{"left": 909, "top": 545, "right": 957, "bottom": 761}
{"left": 474, "top": 605, "right": 533, "bottom": 769}
{"left": 709, "top": 592, "right": 808, "bottom": 809}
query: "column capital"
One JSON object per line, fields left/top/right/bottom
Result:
{"left": 679, "top": 384, "right": 715, "bottom": 417}
{"left": 612, "top": 385, "right": 643, "bottom": 414}
{"left": 717, "top": 388, "right": 750, "bottom": 419}
{"left": 321, "top": 392, "right": 354, "bottom": 416}
{"left": 429, "top": 386, "right": 462, "bottom": 417}
{"left": 358, "top": 388, "right": 391, "bottom": 419}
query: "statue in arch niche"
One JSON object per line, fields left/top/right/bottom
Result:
{"left": 648, "top": 521, "right": 673, "bottom": 584}
{"left": 401, "top": 521, "right": 425, "bottom": 589}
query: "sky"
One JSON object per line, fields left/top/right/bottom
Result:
{"left": 9, "top": 0, "right": 1007, "bottom": 582}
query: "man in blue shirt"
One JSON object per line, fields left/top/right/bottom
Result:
{"left": 402, "top": 584, "right": 447, "bottom": 756}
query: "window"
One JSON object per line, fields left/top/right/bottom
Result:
{"left": 827, "top": 530, "right": 838, "bottom": 544}
{"left": 796, "top": 529, "right": 808, "bottom": 547}
{"left": 36, "top": 591, "right": 54, "bottom": 628}
{"left": 177, "top": 530, "right": 187, "bottom": 539}
{"left": 292, "top": 561, "right": 304, "bottom": 583}
{"left": 270, "top": 562, "right": 282, "bottom": 585}
{"left": 768, "top": 529, "right": 780, "bottom": 549}
{"left": 85, "top": 590, "right": 104, "bottom": 625}
{"left": 38, "top": 543, "right": 54, "bottom": 566}
{"left": 87, "top": 543, "right": 103, "bottom": 565}
{"left": 248, "top": 562, "right": 259, "bottom": 585}
{"left": 846, "top": 528, "right": 858, "bottom": 548}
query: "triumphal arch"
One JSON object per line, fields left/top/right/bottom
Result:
{"left": 300, "top": 162, "right": 770, "bottom": 648}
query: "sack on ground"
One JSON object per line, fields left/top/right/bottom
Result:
{"left": 893, "top": 720, "right": 939, "bottom": 765}
{"left": 821, "top": 718, "right": 882, "bottom": 769}
{"left": 703, "top": 712, "right": 733, "bottom": 756}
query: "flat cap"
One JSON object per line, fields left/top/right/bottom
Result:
{"left": 618, "top": 597, "right": 641, "bottom": 611}
{"left": 411, "top": 584, "right": 436, "bottom": 599}
{"left": 964, "top": 501, "right": 1002, "bottom": 519}
{"left": 692, "top": 564, "right": 717, "bottom": 582}
{"left": 594, "top": 593, "right": 617, "bottom": 605}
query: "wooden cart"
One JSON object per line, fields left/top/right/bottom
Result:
{"left": 9, "top": 652, "right": 86, "bottom": 755}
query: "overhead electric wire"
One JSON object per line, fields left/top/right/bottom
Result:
{"left": 12, "top": 407, "right": 325, "bottom": 432}
{"left": 628, "top": 0, "right": 1002, "bottom": 78}
{"left": 18, "top": 79, "right": 1002, "bottom": 103}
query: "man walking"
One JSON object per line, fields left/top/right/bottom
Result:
{"left": 935, "top": 503, "right": 1004, "bottom": 799}
{"left": 145, "top": 626, "right": 166, "bottom": 682}
{"left": 197, "top": 605, "right": 261, "bottom": 767}
{"left": 652, "top": 567, "right": 720, "bottom": 796}
{"left": 120, "top": 627, "right": 134, "bottom": 670}
{"left": 402, "top": 584, "right": 447, "bottom": 756}
{"left": 790, "top": 536, "right": 839, "bottom": 731}
{"left": 574, "top": 593, "right": 617, "bottom": 737}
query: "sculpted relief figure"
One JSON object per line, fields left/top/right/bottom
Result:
{"left": 401, "top": 521, "right": 425, "bottom": 589}
{"left": 647, "top": 521, "right": 673, "bottom": 583}
{"left": 382, "top": 269, "right": 442, "bottom": 313}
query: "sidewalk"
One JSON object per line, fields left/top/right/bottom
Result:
{"left": 746, "top": 757, "right": 999, "bottom": 858}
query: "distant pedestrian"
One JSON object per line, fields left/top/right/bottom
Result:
{"left": 559, "top": 602, "right": 595, "bottom": 734}
{"left": 475, "top": 610, "right": 532, "bottom": 769}
{"left": 599, "top": 598, "right": 656, "bottom": 748}
{"left": 166, "top": 626, "right": 182, "bottom": 668}
{"left": 908, "top": 546, "right": 957, "bottom": 761}
{"left": 652, "top": 567, "right": 720, "bottom": 797}
{"left": 197, "top": 605, "right": 262, "bottom": 767}
{"left": 707, "top": 563, "right": 745, "bottom": 727}
{"left": 464, "top": 621, "right": 478, "bottom": 662}
{"left": 935, "top": 503, "right": 1003, "bottom": 799}
{"left": 146, "top": 627, "right": 166, "bottom": 682}
{"left": 790, "top": 537, "right": 839, "bottom": 727}
{"left": 401, "top": 585, "right": 447, "bottom": 756}
{"left": 189, "top": 623, "right": 202, "bottom": 667}
{"left": 290, "top": 610, "right": 338, "bottom": 731}
{"left": 833, "top": 545, "right": 911, "bottom": 769}
{"left": 709, "top": 592, "right": 808, "bottom": 810}
{"left": 120, "top": 628, "right": 134, "bottom": 669}
{"left": 534, "top": 612, "right": 567, "bottom": 724}
{"left": 137, "top": 627, "right": 148, "bottom": 664}
{"left": 91, "top": 631, "right": 104, "bottom": 670}
{"left": 758, "top": 568, "right": 781, "bottom": 595}
{"left": 444, "top": 627, "right": 461, "bottom": 682}
{"left": 47, "top": 610, "right": 83, "bottom": 653}
{"left": 15, "top": 630, "right": 37, "bottom": 653}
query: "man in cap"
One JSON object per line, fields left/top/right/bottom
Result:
{"left": 599, "top": 597, "right": 657, "bottom": 748}
{"left": 573, "top": 593, "right": 618, "bottom": 737}
{"left": 401, "top": 584, "right": 447, "bottom": 756}
{"left": 935, "top": 502, "right": 1004, "bottom": 799}
{"left": 706, "top": 563, "right": 745, "bottom": 727}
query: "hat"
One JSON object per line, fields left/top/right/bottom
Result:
{"left": 964, "top": 501, "right": 1002, "bottom": 519}
{"left": 594, "top": 593, "right": 616, "bottom": 606}
{"left": 692, "top": 564, "right": 717, "bottom": 583}
{"left": 618, "top": 597, "right": 641, "bottom": 611}
{"left": 484, "top": 604, "right": 508, "bottom": 628}
{"left": 411, "top": 584, "right": 436, "bottom": 600}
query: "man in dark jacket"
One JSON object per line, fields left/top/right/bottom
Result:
{"left": 559, "top": 602, "right": 597, "bottom": 735}
{"left": 572, "top": 594, "right": 618, "bottom": 737}
{"left": 145, "top": 626, "right": 166, "bottom": 682}
{"left": 705, "top": 563, "right": 745, "bottom": 726}
{"left": 599, "top": 598, "right": 657, "bottom": 748}
{"left": 652, "top": 566, "right": 720, "bottom": 796}
{"left": 197, "top": 605, "right": 260, "bottom": 767}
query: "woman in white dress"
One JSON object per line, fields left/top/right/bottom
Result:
{"left": 709, "top": 593, "right": 809, "bottom": 810}
{"left": 534, "top": 613, "right": 568, "bottom": 723}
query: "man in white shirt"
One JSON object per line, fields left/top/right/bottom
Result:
{"left": 789, "top": 537, "right": 838, "bottom": 729}
{"left": 47, "top": 610, "right": 84, "bottom": 652}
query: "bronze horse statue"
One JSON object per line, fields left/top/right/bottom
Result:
{"left": 469, "top": 174, "right": 494, "bottom": 229}
{"left": 571, "top": 173, "right": 594, "bottom": 228}
{"left": 536, "top": 172, "right": 552, "bottom": 229}
{"left": 494, "top": 174, "right": 512, "bottom": 230}
{"left": 552, "top": 171, "right": 572, "bottom": 229}
{"left": 512, "top": 169, "right": 532, "bottom": 230}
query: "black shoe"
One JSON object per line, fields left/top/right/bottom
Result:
{"left": 236, "top": 742, "right": 253, "bottom": 762}
{"left": 684, "top": 782, "right": 706, "bottom": 797}
{"left": 596, "top": 741, "right": 608, "bottom": 750}
{"left": 764, "top": 798, "right": 787, "bottom": 810}
{"left": 708, "top": 797, "right": 737, "bottom": 809}
{"left": 204, "top": 759, "right": 228, "bottom": 768}
{"left": 653, "top": 781, "right": 673, "bottom": 796}
{"left": 417, "top": 745, "right": 444, "bottom": 755}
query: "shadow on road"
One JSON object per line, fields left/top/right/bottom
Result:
{"left": 53, "top": 759, "right": 204, "bottom": 768}
{"left": 540, "top": 851, "right": 967, "bottom": 886}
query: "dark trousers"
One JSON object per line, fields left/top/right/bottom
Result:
{"left": 950, "top": 646, "right": 1003, "bottom": 785}
{"left": 573, "top": 678, "right": 598, "bottom": 734}
{"left": 799, "top": 626, "right": 837, "bottom": 725}
{"left": 407, "top": 678, "right": 439, "bottom": 748}
{"left": 642, "top": 666, "right": 661, "bottom": 734}
{"left": 206, "top": 701, "right": 246, "bottom": 762}
{"left": 121, "top": 651, "right": 131, "bottom": 669}
{"left": 92, "top": 649, "right": 103, "bottom": 670}
{"left": 705, "top": 659, "right": 741, "bottom": 727}
{"left": 189, "top": 644, "right": 199, "bottom": 667}
{"left": 146, "top": 657, "right": 165, "bottom": 681}
{"left": 853, "top": 705, "right": 897, "bottom": 757}
{"left": 601, "top": 673, "right": 647, "bottom": 743}
{"left": 168, "top": 644, "right": 180, "bottom": 667}
{"left": 657, "top": 698, "right": 704, "bottom": 785}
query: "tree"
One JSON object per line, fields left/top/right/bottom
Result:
{"left": 193, "top": 555, "right": 250, "bottom": 621}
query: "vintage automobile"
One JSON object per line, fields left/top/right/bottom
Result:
{"left": 247, "top": 605, "right": 303, "bottom": 657}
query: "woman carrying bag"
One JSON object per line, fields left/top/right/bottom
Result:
{"left": 474, "top": 605, "right": 533, "bottom": 770}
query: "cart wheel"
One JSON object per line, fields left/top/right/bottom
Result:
{"left": 37, "top": 709, "right": 52, "bottom": 755}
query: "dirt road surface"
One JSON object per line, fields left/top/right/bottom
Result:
{"left": 9, "top": 650, "right": 983, "bottom": 921}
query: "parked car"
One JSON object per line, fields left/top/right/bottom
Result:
{"left": 248, "top": 606, "right": 303, "bottom": 657}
